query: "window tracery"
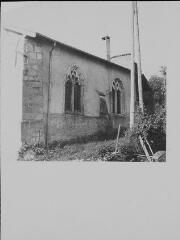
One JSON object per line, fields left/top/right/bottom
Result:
{"left": 112, "top": 78, "right": 125, "bottom": 114}
{"left": 65, "top": 65, "right": 84, "bottom": 113}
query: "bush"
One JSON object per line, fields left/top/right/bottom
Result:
{"left": 147, "top": 105, "right": 166, "bottom": 151}
{"left": 18, "top": 142, "right": 31, "bottom": 158}
{"left": 149, "top": 75, "right": 166, "bottom": 107}
{"left": 32, "top": 144, "right": 46, "bottom": 156}
{"left": 129, "top": 105, "right": 166, "bottom": 153}
{"left": 97, "top": 144, "right": 115, "bottom": 158}
{"left": 18, "top": 142, "right": 46, "bottom": 159}
{"left": 93, "top": 131, "right": 144, "bottom": 162}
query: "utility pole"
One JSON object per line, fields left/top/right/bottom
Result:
{"left": 130, "top": 1, "right": 135, "bottom": 129}
{"left": 135, "top": 1, "right": 144, "bottom": 113}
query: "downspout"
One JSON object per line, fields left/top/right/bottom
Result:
{"left": 45, "top": 41, "right": 56, "bottom": 148}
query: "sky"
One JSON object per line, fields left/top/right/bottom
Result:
{"left": 1, "top": 1, "right": 180, "bottom": 78}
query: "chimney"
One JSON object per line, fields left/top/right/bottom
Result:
{"left": 102, "top": 36, "right": 110, "bottom": 61}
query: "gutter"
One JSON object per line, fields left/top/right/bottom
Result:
{"left": 45, "top": 41, "right": 56, "bottom": 148}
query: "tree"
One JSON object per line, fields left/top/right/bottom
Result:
{"left": 160, "top": 65, "right": 167, "bottom": 84}
{"left": 147, "top": 67, "right": 166, "bottom": 151}
{"left": 149, "top": 73, "right": 166, "bottom": 109}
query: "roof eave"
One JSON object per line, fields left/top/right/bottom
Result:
{"left": 36, "top": 33, "right": 130, "bottom": 73}
{"left": 4, "top": 26, "right": 130, "bottom": 73}
{"left": 4, "top": 26, "right": 36, "bottom": 38}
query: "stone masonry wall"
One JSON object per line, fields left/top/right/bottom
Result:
{"left": 48, "top": 113, "right": 110, "bottom": 142}
{"left": 22, "top": 37, "right": 44, "bottom": 144}
{"left": 21, "top": 36, "right": 131, "bottom": 145}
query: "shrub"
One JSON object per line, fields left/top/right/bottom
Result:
{"left": 128, "top": 105, "right": 166, "bottom": 154}
{"left": 148, "top": 105, "right": 166, "bottom": 152}
{"left": 149, "top": 75, "right": 166, "bottom": 107}
{"left": 93, "top": 132, "right": 143, "bottom": 162}
{"left": 97, "top": 145, "right": 115, "bottom": 158}
{"left": 18, "top": 142, "right": 32, "bottom": 158}
{"left": 32, "top": 144, "right": 46, "bottom": 156}
{"left": 18, "top": 142, "right": 46, "bottom": 159}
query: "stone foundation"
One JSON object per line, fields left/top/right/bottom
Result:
{"left": 21, "top": 113, "right": 129, "bottom": 145}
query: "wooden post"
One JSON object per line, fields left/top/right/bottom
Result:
{"left": 115, "top": 124, "right": 121, "bottom": 153}
{"left": 139, "top": 136, "right": 151, "bottom": 161}
{"left": 130, "top": 1, "right": 135, "bottom": 129}
{"left": 145, "top": 138, "right": 154, "bottom": 156}
{"left": 135, "top": 1, "right": 144, "bottom": 113}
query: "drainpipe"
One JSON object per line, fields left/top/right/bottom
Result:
{"left": 45, "top": 41, "right": 56, "bottom": 148}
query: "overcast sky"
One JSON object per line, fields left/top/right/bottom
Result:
{"left": 2, "top": 1, "right": 180, "bottom": 78}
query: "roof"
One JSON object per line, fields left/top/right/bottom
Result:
{"left": 36, "top": 32, "right": 130, "bottom": 72}
{"left": 4, "top": 26, "right": 36, "bottom": 38}
{"left": 4, "top": 26, "right": 130, "bottom": 73}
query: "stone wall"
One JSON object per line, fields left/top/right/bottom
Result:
{"left": 47, "top": 113, "right": 110, "bottom": 142}
{"left": 22, "top": 37, "right": 45, "bottom": 144}
{"left": 22, "top": 36, "right": 131, "bottom": 144}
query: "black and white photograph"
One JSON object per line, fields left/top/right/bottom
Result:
{"left": 1, "top": 1, "right": 180, "bottom": 240}
{"left": 2, "top": 2, "right": 168, "bottom": 162}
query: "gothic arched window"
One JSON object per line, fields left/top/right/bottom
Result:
{"left": 112, "top": 78, "right": 125, "bottom": 114}
{"left": 65, "top": 65, "right": 84, "bottom": 113}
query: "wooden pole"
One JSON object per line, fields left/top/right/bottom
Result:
{"left": 115, "top": 124, "right": 121, "bottom": 153}
{"left": 135, "top": 1, "right": 144, "bottom": 113}
{"left": 130, "top": 1, "right": 135, "bottom": 129}
{"left": 139, "top": 136, "right": 151, "bottom": 161}
{"left": 145, "top": 138, "right": 154, "bottom": 156}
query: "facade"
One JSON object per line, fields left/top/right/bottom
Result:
{"left": 3, "top": 27, "right": 152, "bottom": 146}
{"left": 21, "top": 33, "right": 132, "bottom": 145}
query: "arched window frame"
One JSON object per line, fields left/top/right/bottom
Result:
{"left": 112, "top": 78, "right": 125, "bottom": 114}
{"left": 64, "top": 65, "right": 84, "bottom": 114}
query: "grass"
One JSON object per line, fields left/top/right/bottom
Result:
{"left": 18, "top": 127, "right": 154, "bottom": 162}
{"left": 19, "top": 136, "right": 149, "bottom": 162}
{"left": 19, "top": 137, "right": 130, "bottom": 161}
{"left": 19, "top": 128, "right": 129, "bottom": 161}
